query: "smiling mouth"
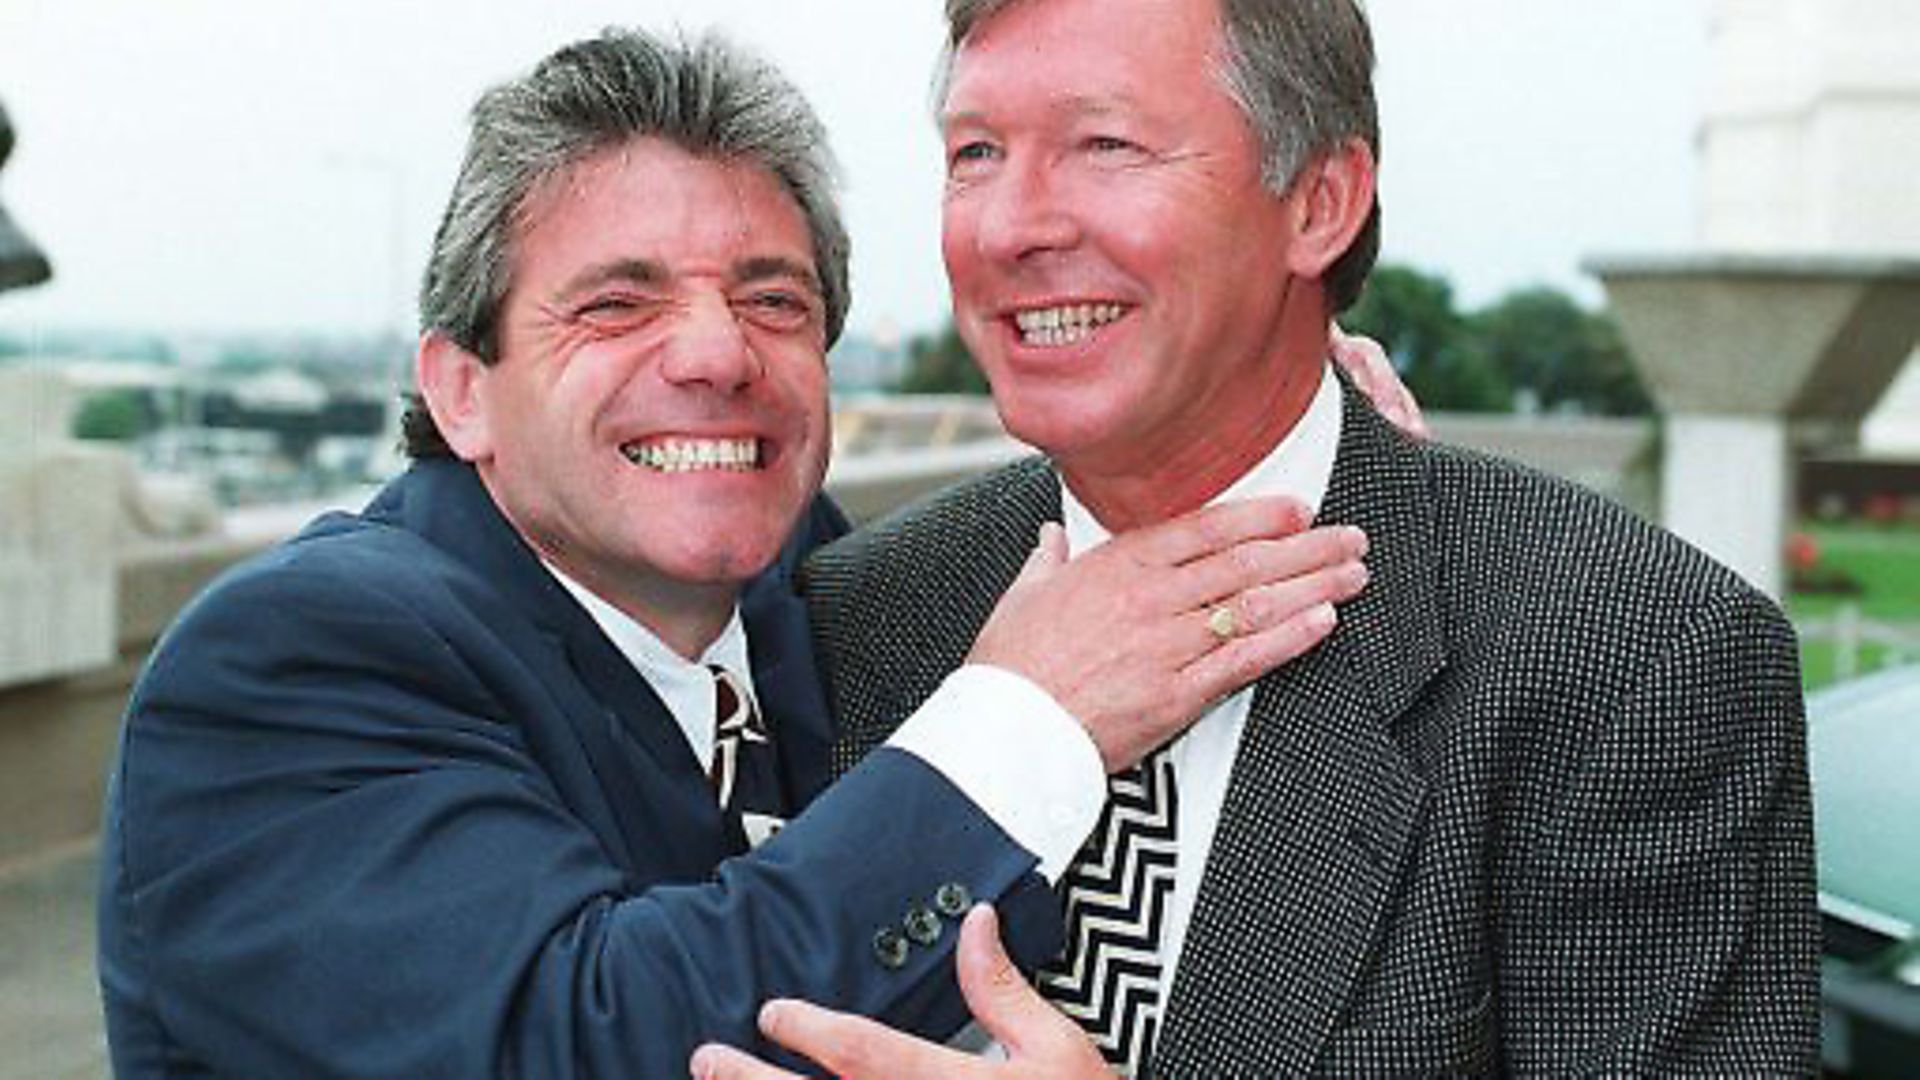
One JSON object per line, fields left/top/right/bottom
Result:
{"left": 620, "top": 436, "right": 761, "bottom": 474}
{"left": 1012, "top": 303, "right": 1127, "bottom": 348}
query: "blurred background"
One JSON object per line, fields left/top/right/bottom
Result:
{"left": 1, "top": 1, "right": 1915, "bottom": 1075}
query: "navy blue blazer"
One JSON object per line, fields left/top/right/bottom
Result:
{"left": 99, "top": 459, "right": 1059, "bottom": 1079}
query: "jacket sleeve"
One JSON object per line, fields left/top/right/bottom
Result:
{"left": 106, "top": 554, "right": 1058, "bottom": 1080}
{"left": 1497, "top": 586, "right": 1821, "bottom": 1074}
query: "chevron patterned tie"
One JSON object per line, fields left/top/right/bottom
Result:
{"left": 1038, "top": 745, "right": 1178, "bottom": 1077}
{"left": 707, "top": 664, "right": 769, "bottom": 810}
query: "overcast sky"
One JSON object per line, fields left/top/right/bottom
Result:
{"left": 0, "top": 0, "right": 1708, "bottom": 343}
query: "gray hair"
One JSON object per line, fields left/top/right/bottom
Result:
{"left": 405, "top": 27, "right": 850, "bottom": 458}
{"left": 939, "top": 0, "right": 1379, "bottom": 312}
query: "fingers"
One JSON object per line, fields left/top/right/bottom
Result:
{"left": 954, "top": 906, "right": 1085, "bottom": 1060}
{"left": 1119, "top": 496, "right": 1313, "bottom": 567}
{"left": 689, "top": 1042, "right": 806, "bottom": 1080}
{"left": 957, "top": 906, "right": 1114, "bottom": 1073}
{"left": 1194, "top": 556, "right": 1366, "bottom": 649}
{"left": 750, "top": 998, "right": 971, "bottom": 1080}
{"left": 1180, "top": 597, "right": 1341, "bottom": 698}
{"left": 1162, "top": 524, "right": 1368, "bottom": 615}
{"left": 1330, "top": 321, "right": 1429, "bottom": 440}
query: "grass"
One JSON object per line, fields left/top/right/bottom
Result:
{"left": 1786, "top": 522, "right": 1920, "bottom": 690}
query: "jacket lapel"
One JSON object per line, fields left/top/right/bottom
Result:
{"left": 743, "top": 564, "right": 836, "bottom": 810}
{"left": 1156, "top": 384, "right": 1447, "bottom": 1076}
{"left": 393, "top": 460, "right": 728, "bottom": 876}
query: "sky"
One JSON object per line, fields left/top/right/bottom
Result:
{"left": 0, "top": 0, "right": 1709, "bottom": 344}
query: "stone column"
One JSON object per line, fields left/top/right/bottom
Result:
{"left": 1589, "top": 256, "right": 1920, "bottom": 597}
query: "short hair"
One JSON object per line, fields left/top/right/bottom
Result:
{"left": 404, "top": 28, "right": 850, "bottom": 458}
{"left": 939, "top": 0, "right": 1380, "bottom": 313}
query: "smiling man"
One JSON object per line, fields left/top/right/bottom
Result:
{"left": 698, "top": 0, "right": 1820, "bottom": 1076}
{"left": 94, "top": 28, "right": 1377, "bottom": 1080}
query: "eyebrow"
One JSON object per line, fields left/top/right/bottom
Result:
{"left": 941, "top": 92, "right": 1136, "bottom": 131}
{"left": 553, "top": 254, "right": 821, "bottom": 302}
{"left": 555, "top": 258, "right": 667, "bottom": 303}
{"left": 737, "top": 256, "right": 824, "bottom": 299}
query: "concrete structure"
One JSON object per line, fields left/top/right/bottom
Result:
{"left": 1699, "top": 0, "right": 1920, "bottom": 452}
{"left": 1591, "top": 256, "right": 1920, "bottom": 597}
{"left": 1592, "top": 0, "right": 1920, "bottom": 595}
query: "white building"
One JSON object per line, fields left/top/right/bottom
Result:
{"left": 1699, "top": 0, "right": 1920, "bottom": 452}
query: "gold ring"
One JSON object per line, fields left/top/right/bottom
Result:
{"left": 1207, "top": 604, "right": 1237, "bottom": 641}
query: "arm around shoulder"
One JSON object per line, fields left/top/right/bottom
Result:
{"left": 105, "top": 552, "right": 1048, "bottom": 1080}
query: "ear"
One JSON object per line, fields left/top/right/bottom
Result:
{"left": 415, "top": 331, "right": 495, "bottom": 463}
{"left": 1283, "top": 137, "right": 1377, "bottom": 280}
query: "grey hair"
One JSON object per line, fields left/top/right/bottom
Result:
{"left": 405, "top": 27, "right": 850, "bottom": 458}
{"left": 938, "top": 0, "right": 1380, "bottom": 312}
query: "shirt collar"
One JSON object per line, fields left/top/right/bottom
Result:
{"left": 1061, "top": 361, "right": 1342, "bottom": 556}
{"left": 544, "top": 567, "right": 753, "bottom": 767}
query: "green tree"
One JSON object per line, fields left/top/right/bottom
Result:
{"left": 1345, "top": 265, "right": 1510, "bottom": 412}
{"left": 897, "top": 322, "right": 989, "bottom": 395}
{"left": 72, "top": 388, "right": 154, "bottom": 441}
{"left": 1470, "top": 288, "right": 1650, "bottom": 416}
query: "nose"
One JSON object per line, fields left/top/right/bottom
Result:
{"left": 659, "top": 294, "right": 763, "bottom": 394}
{"left": 971, "top": 157, "right": 1078, "bottom": 264}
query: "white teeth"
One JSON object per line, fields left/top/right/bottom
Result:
{"left": 621, "top": 437, "right": 760, "bottom": 473}
{"left": 1012, "top": 303, "right": 1125, "bottom": 347}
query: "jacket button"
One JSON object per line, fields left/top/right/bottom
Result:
{"left": 872, "top": 927, "right": 909, "bottom": 970}
{"left": 904, "top": 904, "right": 942, "bottom": 947}
{"left": 934, "top": 882, "right": 972, "bottom": 918}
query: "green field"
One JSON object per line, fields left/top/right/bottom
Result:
{"left": 1786, "top": 523, "right": 1920, "bottom": 689}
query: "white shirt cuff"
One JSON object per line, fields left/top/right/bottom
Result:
{"left": 885, "top": 664, "right": 1106, "bottom": 882}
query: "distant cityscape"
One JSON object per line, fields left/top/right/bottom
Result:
{"left": 0, "top": 325, "right": 912, "bottom": 507}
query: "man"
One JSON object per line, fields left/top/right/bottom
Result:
{"left": 700, "top": 0, "right": 1819, "bottom": 1075}
{"left": 96, "top": 28, "right": 1374, "bottom": 1079}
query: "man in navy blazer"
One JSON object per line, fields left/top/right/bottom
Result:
{"left": 97, "top": 27, "right": 1370, "bottom": 1080}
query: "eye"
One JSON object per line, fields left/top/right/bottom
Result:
{"left": 946, "top": 139, "right": 1001, "bottom": 179}
{"left": 735, "top": 289, "right": 819, "bottom": 332}
{"left": 569, "top": 292, "right": 660, "bottom": 335}
{"left": 577, "top": 295, "right": 637, "bottom": 316}
{"left": 1083, "top": 134, "right": 1149, "bottom": 163}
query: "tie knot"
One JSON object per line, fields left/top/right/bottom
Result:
{"left": 708, "top": 664, "right": 746, "bottom": 720}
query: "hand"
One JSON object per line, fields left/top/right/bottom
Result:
{"left": 969, "top": 497, "right": 1368, "bottom": 771}
{"left": 689, "top": 905, "right": 1111, "bottom": 1080}
{"left": 1330, "top": 321, "right": 1429, "bottom": 439}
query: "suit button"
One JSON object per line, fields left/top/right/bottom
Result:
{"left": 934, "top": 882, "right": 972, "bottom": 918}
{"left": 904, "top": 904, "right": 942, "bottom": 947}
{"left": 872, "top": 927, "right": 909, "bottom": 970}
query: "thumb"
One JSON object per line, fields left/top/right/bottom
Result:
{"left": 1007, "top": 521, "right": 1068, "bottom": 588}
{"left": 954, "top": 905, "right": 1082, "bottom": 1059}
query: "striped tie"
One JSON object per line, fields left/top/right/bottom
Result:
{"left": 1038, "top": 746, "right": 1178, "bottom": 1077}
{"left": 707, "top": 664, "right": 768, "bottom": 810}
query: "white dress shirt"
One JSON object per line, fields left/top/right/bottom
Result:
{"left": 547, "top": 566, "right": 1105, "bottom": 882}
{"left": 1058, "top": 363, "right": 1341, "bottom": 1004}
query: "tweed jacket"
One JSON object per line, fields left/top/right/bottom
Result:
{"left": 802, "top": 383, "right": 1820, "bottom": 1077}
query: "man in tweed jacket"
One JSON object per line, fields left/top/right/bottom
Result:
{"left": 694, "top": 0, "right": 1819, "bottom": 1076}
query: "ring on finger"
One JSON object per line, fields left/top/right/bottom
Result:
{"left": 1206, "top": 604, "right": 1238, "bottom": 641}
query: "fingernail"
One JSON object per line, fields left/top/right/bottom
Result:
{"left": 690, "top": 1046, "right": 717, "bottom": 1078}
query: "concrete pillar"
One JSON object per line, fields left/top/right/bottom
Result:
{"left": 1664, "top": 415, "right": 1790, "bottom": 596}
{"left": 1589, "top": 255, "right": 1920, "bottom": 597}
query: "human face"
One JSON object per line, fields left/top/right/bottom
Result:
{"left": 458, "top": 140, "right": 830, "bottom": 648}
{"left": 941, "top": 0, "right": 1321, "bottom": 519}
